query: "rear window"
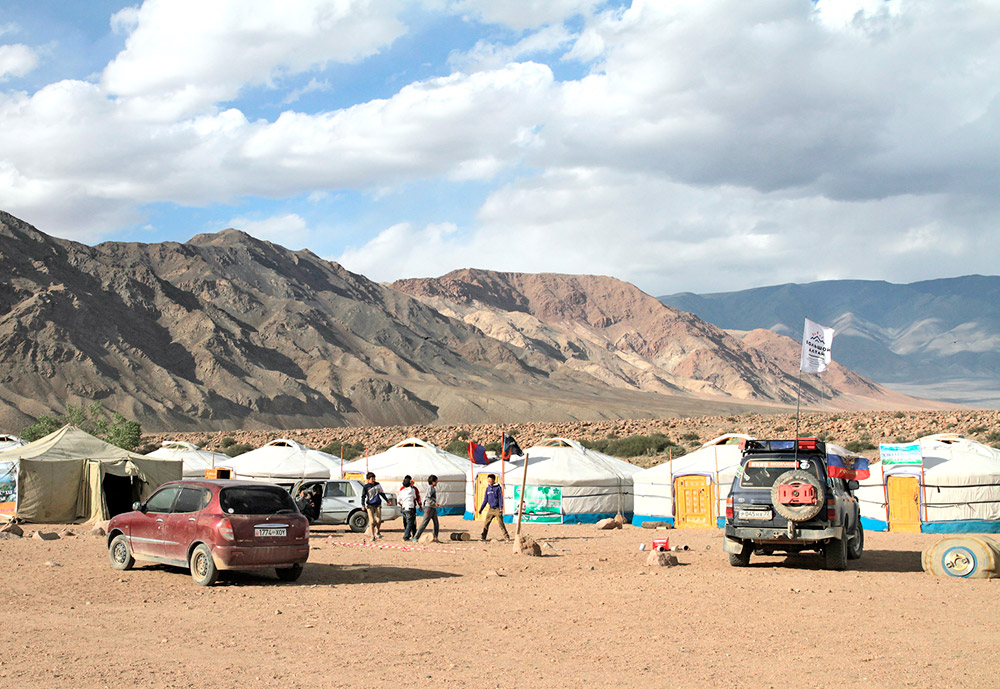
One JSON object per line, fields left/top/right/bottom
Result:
{"left": 739, "top": 457, "right": 825, "bottom": 489}
{"left": 219, "top": 486, "right": 297, "bottom": 515}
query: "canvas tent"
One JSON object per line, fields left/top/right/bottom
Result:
{"left": 859, "top": 434, "right": 1000, "bottom": 533}
{"left": 145, "top": 441, "right": 230, "bottom": 478}
{"left": 0, "top": 425, "right": 182, "bottom": 523}
{"left": 632, "top": 433, "right": 754, "bottom": 529}
{"left": 224, "top": 439, "right": 338, "bottom": 485}
{"left": 341, "top": 438, "right": 467, "bottom": 515}
{"left": 463, "top": 437, "right": 640, "bottom": 524}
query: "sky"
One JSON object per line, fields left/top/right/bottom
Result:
{"left": 1, "top": 0, "right": 998, "bottom": 296}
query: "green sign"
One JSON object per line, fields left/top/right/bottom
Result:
{"left": 879, "top": 443, "right": 923, "bottom": 465}
{"left": 514, "top": 485, "right": 562, "bottom": 523}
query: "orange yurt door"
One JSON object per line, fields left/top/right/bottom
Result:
{"left": 887, "top": 475, "right": 921, "bottom": 532}
{"left": 674, "top": 475, "right": 714, "bottom": 528}
{"left": 473, "top": 473, "right": 492, "bottom": 521}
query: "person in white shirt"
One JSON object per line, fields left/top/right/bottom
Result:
{"left": 398, "top": 475, "right": 422, "bottom": 541}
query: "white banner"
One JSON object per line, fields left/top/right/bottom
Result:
{"left": 800, "top": 318, "right": 834, "bottom": 373}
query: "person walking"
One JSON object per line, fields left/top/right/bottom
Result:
{"left": 398, "top": 475, "right": 422, "bottom": 541}
{"left": 360, "top": 472, "right": 388, "bottom": 540}
{"left": 479, "top": 474, "right": 509, "bottom": 541}
{"left": 413, "top": 474, "right": 440, "bottom": 542}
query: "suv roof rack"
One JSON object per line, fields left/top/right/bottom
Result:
{"left": 741, "top": 438, "right": 825, "bottom": 454}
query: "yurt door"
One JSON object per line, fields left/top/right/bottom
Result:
{"left": 343, "top": 472, "right": 364, "bottom": 480}
{"left": 674, "top": 475, "right": 714, "bottom": 528}
{"left": 473, "top": 473, "right": 491, "bottom": 521}
{"left": 887, "top": 476, "right": 921, "bottom": 532}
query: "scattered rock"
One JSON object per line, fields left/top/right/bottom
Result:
{"left": 418, "top": 533, "right": 439, "bottom": 544}
{"left": 485, "top": 569, "right": 504, "bottom": 578}
{"left": 512, "top": 534, "right": 542, "bottom": 556}
{"left": 32, "top": 531, "right": 60, "bottom": 541}
{"left": 44, "top": 561, "right": 60, "bottom": 567}
{"left": 614, "top": 514, "right": 625, "bottom": 525}
{"left": 596, "top": 518, "right": 621, "bottom": 530}
{"left": 645, "top": 551, "right": 679, "bottom": 567}
{"left": 0, "top": 532, "right": 20, "bottom": 540}
{"left": 0, "top": 522, "right": 23, "bottom": 537}
{"left": 58, "top": 529, "right": 76, "bottom": 537}
{"left": 641, "top": 521, "right": 673, "bottom": 529}
{"left": 88, "top": 526, "right": 106, "bottom": 537}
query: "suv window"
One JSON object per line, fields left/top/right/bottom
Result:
{"left": 145, "top": 486, "right": 181, "bottom": 513}
{"left": 739, "top": 457, "right": 825, "bottom": 489}
{"left": 220, "top": 486, "right": 297, "bottom": 515}
{"left": 173, "top": 486, "right": 211, "bottom": 513}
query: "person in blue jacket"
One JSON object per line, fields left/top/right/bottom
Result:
{"left": 479, "top": 474, "right": 509, "bottom": 541}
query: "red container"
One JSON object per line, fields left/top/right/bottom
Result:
{"left": 652, "top": 537, "right": 670, "bottom": 552}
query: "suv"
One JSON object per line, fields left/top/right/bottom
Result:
{"left": 291, "top": 479, "right": 401, "bottom": 532}
{"left": 723, "top": 438, "right": 864, "bottom": 570}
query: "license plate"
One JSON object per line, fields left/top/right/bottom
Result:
{"left": 255, "top": 527, "right": 286, "bottom": 537}
{"left": 738, "top": 509, "right": 772, "bottom": 521}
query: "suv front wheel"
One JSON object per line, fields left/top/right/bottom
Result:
{"left": 846, "top": 521, "right": 864, "bottom": 560}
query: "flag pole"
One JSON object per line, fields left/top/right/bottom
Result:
{"left": 515, "top": 452, "right": 529, "bottom": 543}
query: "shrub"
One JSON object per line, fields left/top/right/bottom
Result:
{"left": 844, "top": 440, "right": 877, "bottom": 452}
{"left": 444, "top": 439, "right": 469, "bottom": 456}
{"left": 451, "top": 430, "right": 470, "bottom": 441}
{"left": 583, "top": 433, "right": 684, "bottom": 458}
{"left": 224, "top": 443, "right": 253, "bottom": 458}
{"left": 892, "top": 411, "right": 906, "bottom": 419}
{"left": 774, "top": 426, "right": 787, "bottom": 433}
{"left": 21, "top": 402, "right": 142, "bottom": 451}
{"left": 680, "top": 431, "right": 700, "bottom": 442}
{"left": 320, "top": 441, "right": 365, "bottom": 460}
{"left": 968, "top": 425, "right": 988, "bottom": 434}
{"left": 219, "top": 436, "right": 236, "bottom": 448}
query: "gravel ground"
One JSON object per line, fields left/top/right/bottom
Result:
{"left": 2, "top": 517, "right": 998, "bottom": 689}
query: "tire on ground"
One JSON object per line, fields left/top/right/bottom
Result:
{"left": 276, "top": 563, "right": 304, "bottom": 582}
{"left": 770, "top": 470, "right": 824, "bottom": 522}
{"left": 728, "top": 542, "right": 752, "bottom": 567}
{"left": 847, "top": 521, "right": 864, "bottom": 560}
{"left": 348, "top": 510, "right": 369, "bottom": 533}
{"left": 190, "top": 543, "right": 219, "bottom": 586}
{"left": 108, "top": 533, "right": 135, "bottom": 571}
{"left": 824, "top": 532, "right": 848, "bottom": 570}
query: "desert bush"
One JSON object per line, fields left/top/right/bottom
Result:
{"left": 320, "top": 441, "right": 365, "bottom": 460}
{"left": 223, "top": 443, "right": 253, "bottom": 458}
{"left": 21, "top": 402, "right": 142, "bottom": 451}
{"left": 581, "top": 433, "right": 685, "bottom": 458}
{"left": 680, "top": 431, "right": 700, "bottom": 442}
{"left": 844, "top": 439, "right": 877, "bottom": 452}
{"left": 968, "top": 425, "right": 988, "bottom": 434}
{"left": 892, "top": 411, "right": 906, "bottom": 419}
{"left": 219, "top": 436, "right": 236, "bottom": 448}
{"left": 444, "top": 439, "right": 469, "bottom": 456}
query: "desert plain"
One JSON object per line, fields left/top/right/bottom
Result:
{"left": 2, "top": 514, "right": 998, "bottom": 689}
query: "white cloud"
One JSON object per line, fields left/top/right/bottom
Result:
{"left": 102, "top": 0, "right": 407, "bottom": 119}
{"left": 0, "top": 43, "right": 38, "bottom": 80}
{"left": 228, "top": 212, "right": 313, "bottom": 249}
{"left": 449, "top": 24, "right": 575, "bottom": 72}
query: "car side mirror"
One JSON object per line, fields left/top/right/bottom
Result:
{"left": 847, "top": 480, "right": 859, "bottom": 492}
{"left": 133, "top": 501, "right": 145, "bottom": 513}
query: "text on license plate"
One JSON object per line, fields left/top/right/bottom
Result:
{"left": 738, "top": 510, "right": 772, "bottom": 521}
{"left": 255, "top": 527, "right": 286, "bottom": 537}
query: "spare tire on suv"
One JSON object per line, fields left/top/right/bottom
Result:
{"left": 769, "top": 469, "right": 824, "bottom": 522}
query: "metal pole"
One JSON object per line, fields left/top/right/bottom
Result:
{"left": 515, "top": 452, "right": 529, "bottom": 540}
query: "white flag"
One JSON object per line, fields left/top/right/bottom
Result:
{"left": 800, "top": 318, "right": 834, "bottom": 373}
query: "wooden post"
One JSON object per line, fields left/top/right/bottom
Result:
{"left": 515, "top": 452, "right": 529, "bottom": 540}
{"left": 920, "top": 461, "right": 928, "bottom": 524}
{"left": 668, "top": 448, "right": 674, "bottom": 519}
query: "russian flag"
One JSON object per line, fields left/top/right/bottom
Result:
{"left": 826, "top": 452, "right": 870, "bottom": 481}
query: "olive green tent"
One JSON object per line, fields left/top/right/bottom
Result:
{"left": 0, "top": 425, "right": 182, "bottom": 523}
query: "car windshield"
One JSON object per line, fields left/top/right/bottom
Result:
{"left": 740, "top": 457, "right": 825, "bottom": 489}
{"left": 219, "top": 486, "right": 297, "bottom": 515}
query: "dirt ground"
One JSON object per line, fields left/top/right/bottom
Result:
{"left": 2, "top": 517, "right": 999, "bottom": 689}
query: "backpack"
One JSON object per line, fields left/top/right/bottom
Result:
{"left": 365, "top": 483, "right": 383, "bottom": 506}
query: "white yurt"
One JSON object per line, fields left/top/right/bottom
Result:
{"left": 0, "top": 434, "right": 26, "bottom": 452}
{"left": 146, "top": 441, "right": 231, "bottom": 478}
{"left": 632, "top": 433, "right": 753, "bottom": 529}
{"left": 859, "top": 434, "right": 1000, "bottom": 534}
{"left": 464, "top": 452, "right": 527, "bottom": 521}
{"left": 465, "top": 437, "right": 640, "bottom": 524}
{"left": 224, "top": 439, "right": 338, "bottom": 485}
{"left": 341, "top": 438, "right": 467, "bottom": 515}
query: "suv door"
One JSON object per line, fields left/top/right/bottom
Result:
{"left": 131, "top": 485, "right": 181, "bottom": 559}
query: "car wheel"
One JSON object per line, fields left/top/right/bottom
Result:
{"left": 108, "top": 534, "right": 135, "bottom": 571}
{"left": 847, "top": 521, "right": 864, "bottom": 560}
{"left": 348, "top": 510, "right": 369, "bottom": 533}
{"left": 189, "top": 544, "right": 219, "bottom": 586}
{"left": 823, "top": 533, "right": 848, "bottom": 571}
{"left": 770, "top": 470, "right": 825, "bottom": 522}
{"left": 728, "top": 542, "right": 752, "bottom": 567}
{"left": 276, "top": 563, "right": 304, "bottom": 582}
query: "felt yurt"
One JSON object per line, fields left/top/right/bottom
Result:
{"left": 224, "top": 439, "right": 338, "bottom": 486}
{"left": 464, "top": 451, "right": 526, "bottom": 521}
{"left": 859, "top": 434, "right": 1000, "bottom": 533}
{"left": 341, "top": 438, "right": 467, "bottom": 515}
{"left": 632, "top": 433, "right": 754, "bottom": 529}
{"left": 146, "top": 441, "right": 231, "bottom": 478}
{"left": 466, "top": 437, "right": 640, "bottom": 524}
{"left": 0, "top": 425, "right": 182, "bottom": 523}
{"left": 0, "top": 434, "right": 26, "bottom": 452}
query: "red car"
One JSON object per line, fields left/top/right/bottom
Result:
{"left": 106, "top": 479, "right": 310, "bottom": 585}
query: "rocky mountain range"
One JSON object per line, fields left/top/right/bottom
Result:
{"left": 0, "top": 211, "right": 944, "bottom": 432}
{"left": 660, "top": 277, "right": 1000, "bottom": 406}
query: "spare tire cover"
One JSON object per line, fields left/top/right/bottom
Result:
{"left": 770, "top": 469, "right": 824, "bottom": 522}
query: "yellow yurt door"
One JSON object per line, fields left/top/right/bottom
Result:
{"left": 674, "top": 475, "right": 714, "bottom": 528}
{"left": 343, "top": 472, "right": 364, "bottom": 480}
{"left": 887, "top": 476, "right": 921, "bottom": 532}
{"left": 473, "top": 473, "right": 492, "bottom": 521}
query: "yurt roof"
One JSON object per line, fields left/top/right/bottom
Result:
{"left": 146, "top": 441, "right": 229, "bottom": 476}
{"left": 342, "top": 437, "right": 467, "bottom": 479}
{"left": 225, "top": 438, "right": 338, "bottom": 480}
